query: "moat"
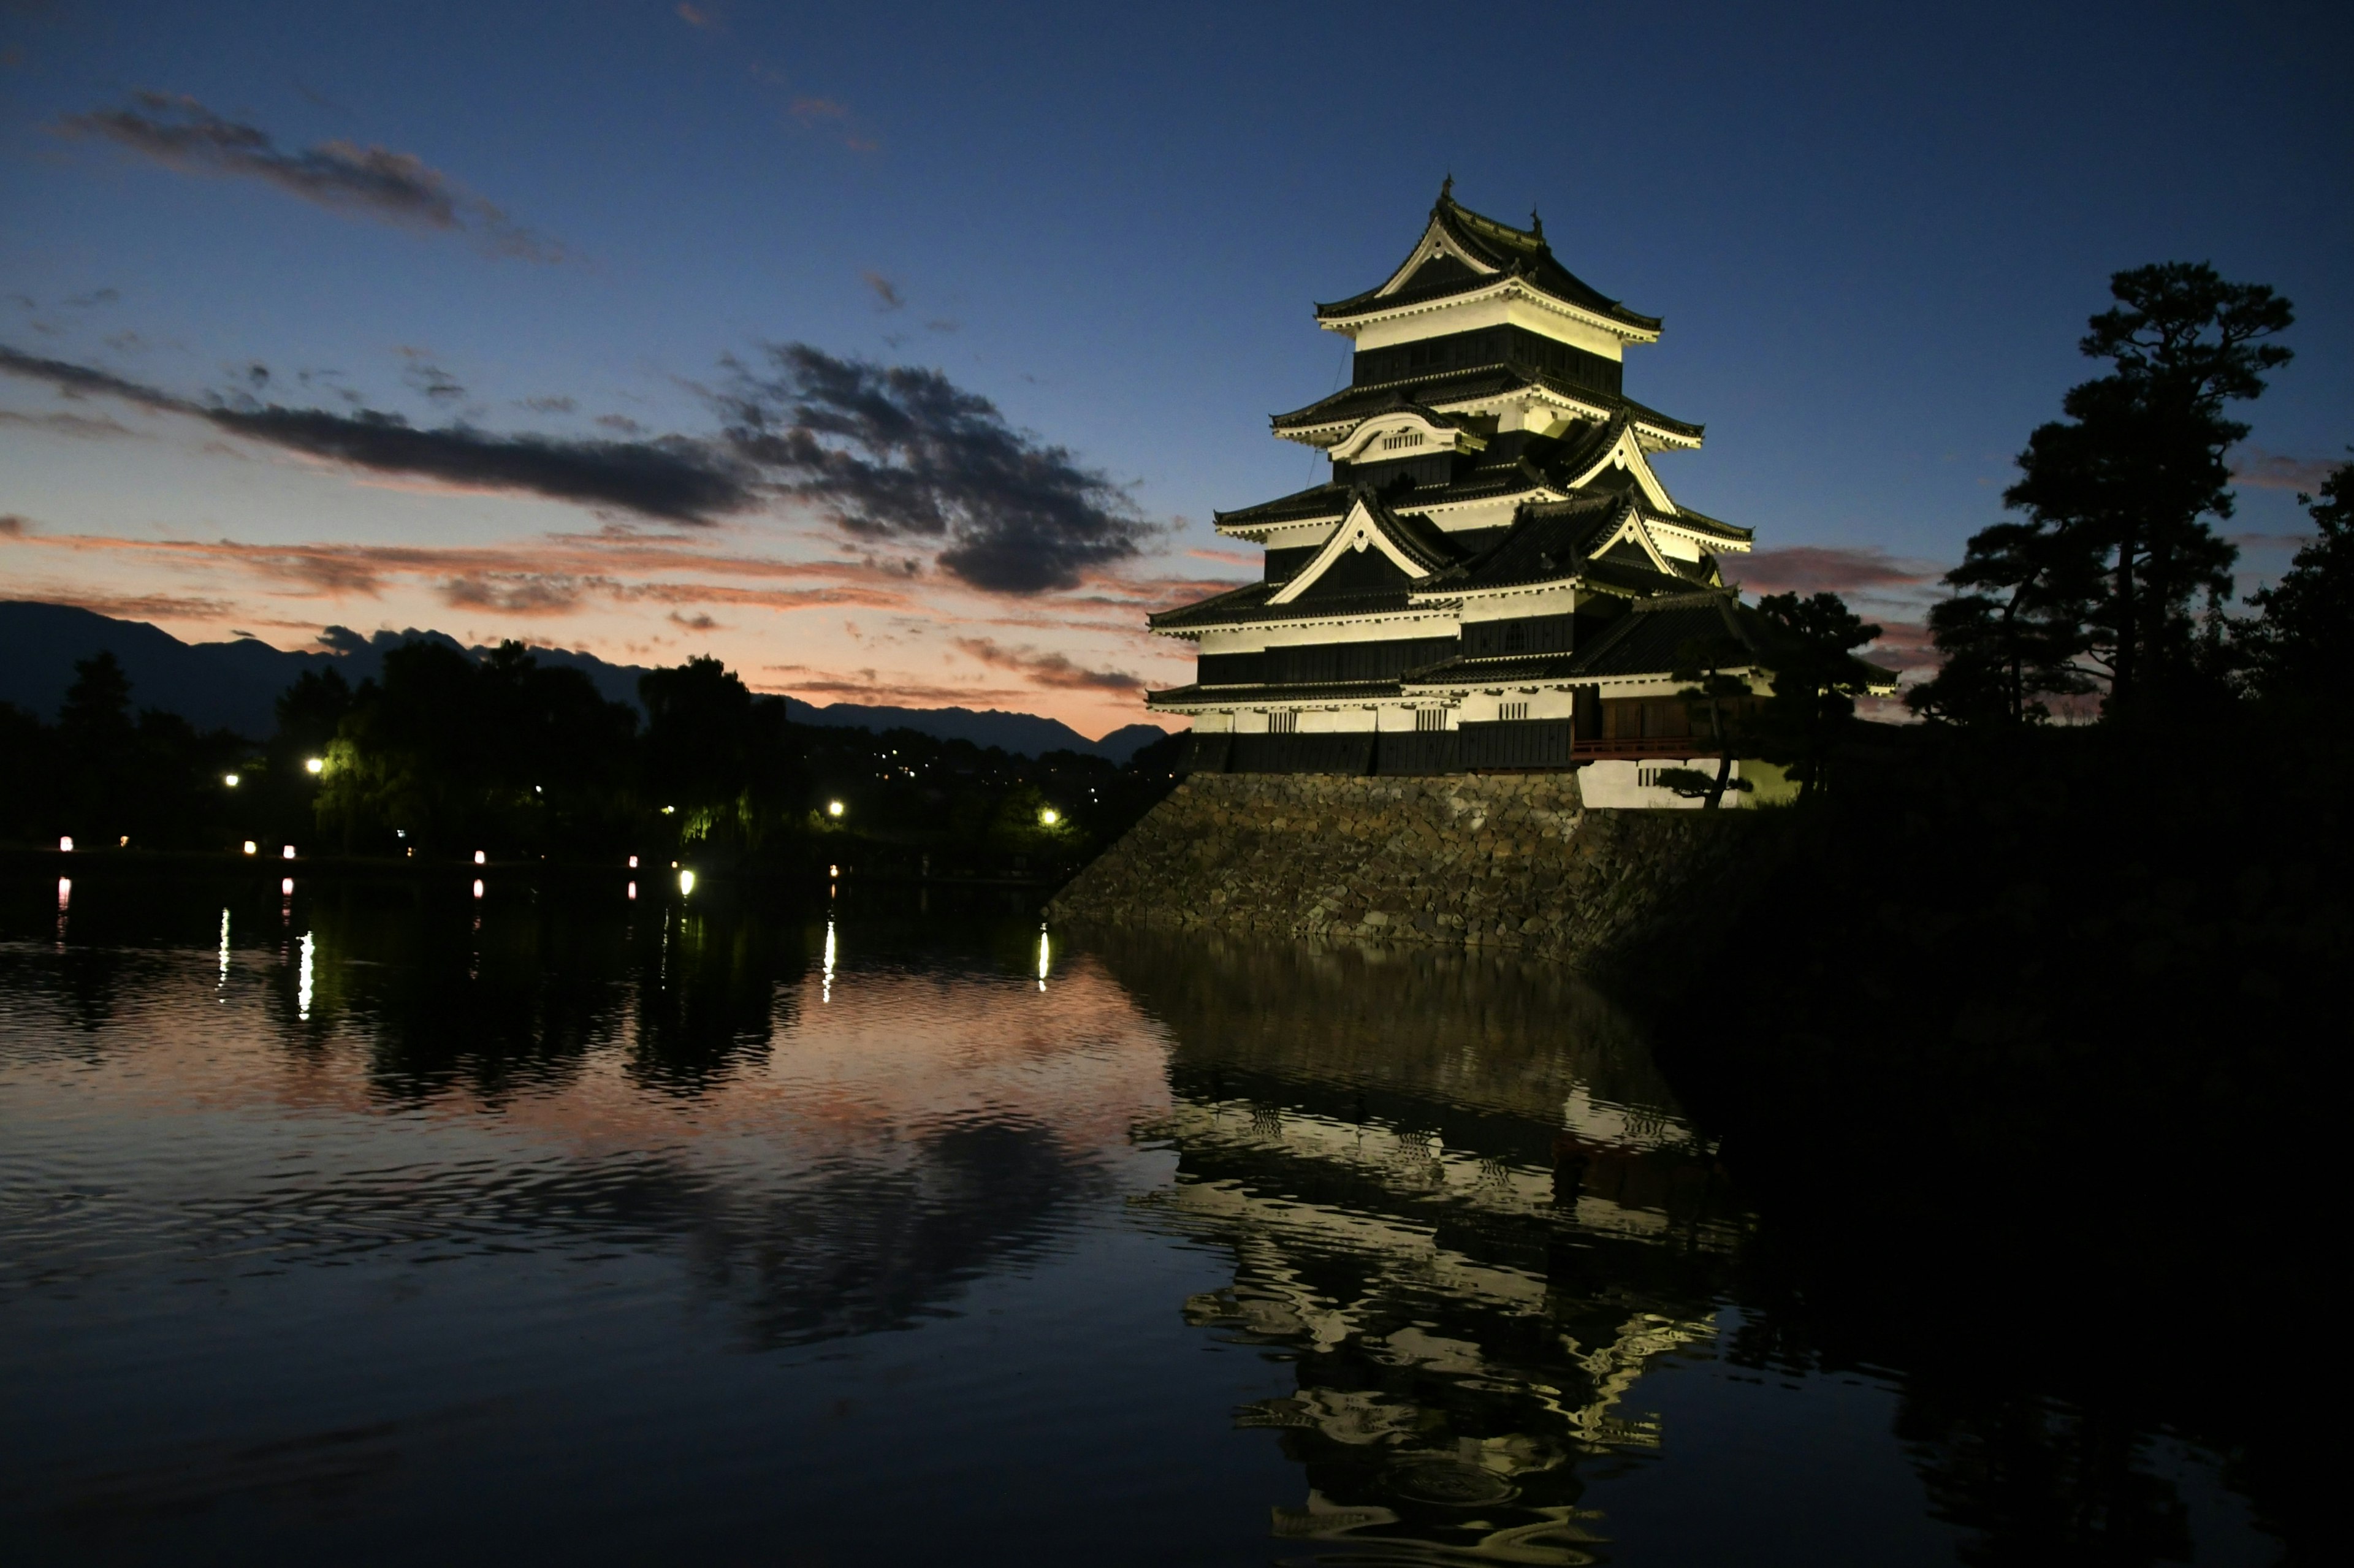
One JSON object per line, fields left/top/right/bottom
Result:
{"left": 1, "top": 873, "right": 2286, "bottom": 1565}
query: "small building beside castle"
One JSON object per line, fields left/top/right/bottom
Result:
{"left": 1147, "top": 183, "right": 1891, "bottom": 805}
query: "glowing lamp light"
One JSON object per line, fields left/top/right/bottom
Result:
{"left": 677, "top": 869, "right": 696, "bottom": 895}
{"left": 472, "top": 878, "right": 485, "bottom": 899}
{"left": 473, "top": 850, "right": 487, "bottom": 866}
{"left": 628, "top": 855, "right": 639, "bottom": 869}
{"left": 828, "top": 864, "right": 839, "bottom": 878}
{"left": 58, "top": 835, "right": 74, "bottom": 852}
{"left": 1038, "top": 807, "right": 1060, "bottom": 826}
{"left": 304, "top": 756, "right": 324, "bottom": 775}
{"left": 627, "top": 881, "right": 638, "bottom": 900}
{"left": 282, "top": 845, "right": 296, "bottom": 860}
{"left": 280, "top": 877, "right": 294, "bottom": 896}
{"left": 661, "top": 805, "right": 676, "bottom": 816}
{"left": 224, "top": 773, "right": 241, "bottom": 788}
{"left": 826, "top": 800, "right": 845, "bottom": 818}
{"left": 242, "top": 841, "right": 257, "bottom": 856}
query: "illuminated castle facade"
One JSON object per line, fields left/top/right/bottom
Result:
{"left": 1149, "top": 183, "right": 1859, "bottom": 791}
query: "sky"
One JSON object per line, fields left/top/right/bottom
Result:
{"left": 2, "top": 0, "right": 2347, "bottom": 739}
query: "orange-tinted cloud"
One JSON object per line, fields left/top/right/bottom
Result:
{"left": 1726, "top": 544, "right": 1941, "bottom": 596}
{"left": 952, "top": 636, "right": 1141, "bottom": 694}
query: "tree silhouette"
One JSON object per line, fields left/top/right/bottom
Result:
{"left": 1907, "top": 520, "right": 2103, "bottom": 725}
{"left": 1752, "top": 592, "right": 1881, "bottom": 796}
{"left": 2240, "top": 457, "right": 2354, "bottom": 706}
{"left": 1670, "top": 632, "right": 1757, "bottom": 809}
{"left": 2003, "top": 262, "right": 2292, "bottom": 715}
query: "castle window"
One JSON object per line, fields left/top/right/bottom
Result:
{"left": 1379, "top": 429, "right": 1425, "bottom": 451}
{"left": 1499, "top": 701, "right": 1529, "bottom": 722}
{"left": 1414, "top": 707, "right": 1447, "bottom": 732}
{"left": 1267, "top": 710, "right": 1299, "bottom": 734}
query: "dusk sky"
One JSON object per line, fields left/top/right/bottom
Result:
{"left": 4, "top": 0, "right": 2346, "bottom": 739}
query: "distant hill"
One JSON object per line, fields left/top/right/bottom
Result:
{"left": 783, "top": 701, "right": 1168, "bottom": 763}
{"left": 0, "top": 601, "right": 1168, "bottom": 760}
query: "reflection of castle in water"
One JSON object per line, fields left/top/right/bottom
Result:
{"left": 1091, "top": 929, "right": 1744, "bottom": 1562}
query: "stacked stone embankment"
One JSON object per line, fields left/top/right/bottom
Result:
{"left": 1048, "top": 772, "right": 1757, "bottom": 967}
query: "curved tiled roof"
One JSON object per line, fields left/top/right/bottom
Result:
{"left": 1271, "top": 365, "right": 1704, "bottom": 444}
{"left": 1315, "top": 191, "right": 1661, "bottom": 333}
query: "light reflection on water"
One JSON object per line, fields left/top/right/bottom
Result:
{"left": 0, "top": 877, "right": 2273, "bottom": 1566}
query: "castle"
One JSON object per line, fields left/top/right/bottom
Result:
{"left": 1147, "top": 183, "right": 1887, "bottom": 803}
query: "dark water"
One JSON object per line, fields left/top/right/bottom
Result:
{"left": 1, "top": 873, "right": 2277, "bottom": 1565}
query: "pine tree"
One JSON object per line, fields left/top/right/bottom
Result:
{"left": 2241, "top": 458, "right": 2354, "bottom": 705}
{"left": 2002, "top": 263, "right": 2291, "bottom": 715}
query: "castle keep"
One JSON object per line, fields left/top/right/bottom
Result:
{"left": 1147, "top": 183, "right": 1887, "bottom": 802}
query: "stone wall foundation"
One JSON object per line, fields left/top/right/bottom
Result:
{"left": 1048, "top": 772, "right": 1759, "bottom": 967}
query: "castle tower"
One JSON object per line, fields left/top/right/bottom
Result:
{"left": 1147, "top": 184, "right": 1870, "bottom": 787}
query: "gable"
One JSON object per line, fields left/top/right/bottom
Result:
{"left": 1267, "top": 496, "right": 1446, "bottom": 606}
{"left": 1563, "top": 421, "right": 1678, "bottom": 515}
{"left": 1373, "top": 216, "right": 1502, "bottom": 300}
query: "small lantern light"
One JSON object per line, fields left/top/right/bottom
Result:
{"left": 827, "top": 800, "right": 845, "bottom": 818}
{"left": 304, "top": 757, "right": 324, "bottom": 775}
{"left": 281, "top": 845, "right": 295, "bottom": 860}
{"left": 242, "top": 841, "right": 257, "bottom": 856}
{"left": 678, "top": 869, "right": 696, "bottom": 895}
{"left": 224, "top": 773, "right": 241, "bottom": 788}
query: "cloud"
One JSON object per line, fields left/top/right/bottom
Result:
{"left": 788, "top": 96, "right": 877, "bottom": 152}
{"left": 399, "top": 351, "right": 465, "bottom": 403}
{"left": 674, "top": 2, "right": 720, "bottom": 28}
{"left": 1726, "top": 544, "right": 1942, "bottom": 596}
{"left": 1, "top": 343, "right": 757, "bottom": 523}
{"left": 440, "top": 572, "right": 595, "bottom": 615}
{"left": 595, "top": 413, "right": 647, "bottom": 435}
{"left": 12, "top": 527, "right": 931, "bottom": 621}
{"left": 669, "top": 611, "right": 719, "bottom": 631}
{"left": 861, "top": 270, "right": 905, "bottom": 311}
{"left": 519, "top": 395, "right": 576, "bottom": 414}
{"left": 0, "top": 512, "right": 27, "bottom": 536}
{"left": 55, "top": 92, "right": 561, "bottom": 262}
{"left": 715, "top": 343, "right": 1155, "bottom": 594}
{"left": 1186, "top": 545, "right": 1258, "bottom": 568}
{"left": 0, "top": 406, "right": 145, "bottom": 438}
{"left": 63, "top": 287, "right": 119, "bottom": 308}
{"left": 953, "top": 636, "right": 1141, "bottom": 693}
{"left": 2231, "top": 447, "right": 2342, "bottom": 493}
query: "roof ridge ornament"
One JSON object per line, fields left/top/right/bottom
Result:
{"left": 1529, "top": 207, "right": 1543, "bottom": 239}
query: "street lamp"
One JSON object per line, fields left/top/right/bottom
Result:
{"left": 1038, "top": 807, "right": 1060, "bottom": 826}
{"left": 826, "top": 800, "right": 845, "bottom": 818}
{"left": 304, "top": 756, "right": 324, "bottom": 775}
{"left": 223, "top": 772, "right": 241, "bottom": 787}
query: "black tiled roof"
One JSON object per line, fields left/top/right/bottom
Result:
{"left": 1568, "top": 596, "right": 1757, "bottom": 679}
{"left": 1271, "top": 365, "right": 1703, "bottom": 443}
{"left": 1664, "top": 505, "right": 1751, "bottom": 544}
{"left": 1146, "top": 679, "right": 1404, "bottom": 707}
{"left": 1147, "top": 581, "right": 1417, "bottom": 632}
{"left": 1314, "top": 192, "right": 1661, "bottom": 333}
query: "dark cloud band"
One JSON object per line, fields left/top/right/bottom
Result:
{"left": 0, "top": 345, "right": 755, "bottom": 523}
{"left": 55, "top": 92, "right": 560, "bottom": 262}
{"left": 717, "top": 344, "right": 1154, "bottom": 593}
